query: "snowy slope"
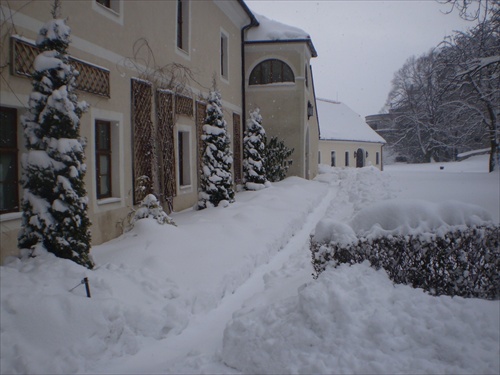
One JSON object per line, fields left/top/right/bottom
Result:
{"left": 1, "top": 155, "right": 498, "bottom": 374}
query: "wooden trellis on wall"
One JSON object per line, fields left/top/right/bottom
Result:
{"left": 131, "top": 78, "right": 154, "bottom": 204}
{"left": 156, "top": 90, "right": 176, "bottom": 211}
{"left": 10, "top": 36, "right": 110, "bottom": 97}
{"left": 176, "top": 94, "right": 194, "bottom": 117}
{"left": 233, "top": 113, "right": 242, "bottom": 184}
{"left": 196, "top": 101, "right": 207, "bottom": 189}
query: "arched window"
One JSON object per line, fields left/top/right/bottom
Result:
{"left": 249, "top": 59, "right": 295, "bottom": 85}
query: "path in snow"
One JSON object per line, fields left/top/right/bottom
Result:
{"left": 97, "top": 185, "right": 337, "bottom": 374}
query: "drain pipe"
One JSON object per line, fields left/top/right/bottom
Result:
{"left": 239, "top": 3, "right": 259, "bottom": 130}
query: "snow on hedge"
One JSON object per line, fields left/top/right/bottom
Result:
{"left": 314, "top": 198, "right": 493, "bottom": 245}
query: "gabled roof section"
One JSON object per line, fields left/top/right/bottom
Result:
{"left": 245, "top": 13, "right": 318, "bottom": 57}
{"left": 237, "top": 0, "right": 259, "bottom": 26}
{"left": 317, "top": 98, "right": 386, "bottom": 144}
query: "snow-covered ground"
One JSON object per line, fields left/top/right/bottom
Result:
{"left": 1, "top": 155, "right": 498, "bottom": 374}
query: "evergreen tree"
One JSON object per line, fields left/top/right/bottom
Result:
{"left": 197, "top": 88, "right": 235, "bottom": 209}
{"left": 18, "top": 16, "right": 94, "bottom": 268}
{"left": 243, "top": 108, "right": 268, "bottom": 190}
{"left": 264, "top": 137, "right": 294, "bottom": 182}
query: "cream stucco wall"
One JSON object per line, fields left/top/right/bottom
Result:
{"left": 318, "top": 140, "right": 384, "bottom": 170}
{"left": 244, "top": 42, "right": 319, "bottom": 180}
{"left": 0, "top": 0, "right": 249, "bottom": 263}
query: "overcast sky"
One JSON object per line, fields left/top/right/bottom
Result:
{"left": 245, "top": 0, "right": 475, "bottom": 118}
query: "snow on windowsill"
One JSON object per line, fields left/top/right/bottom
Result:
{"left": 97, "top": 197, "right": 122, "bottom": 206}
{"left": 179, "top": 185, "right": 193, "bottom": 194}
{"left": 0, "top": 212, "right": 22, "bottom": 222}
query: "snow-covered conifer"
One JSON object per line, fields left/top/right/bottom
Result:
{"left": 243, "top": 108, "right": 269, "bottom": 190}
{"left": 18, "top": 16, "right": 94, "bottom": 268}
{"left": 197, "top": 89, "right": 235, "bottom": 209}
{"left": 264, "top": 137, "right": 294, "bottom": 182}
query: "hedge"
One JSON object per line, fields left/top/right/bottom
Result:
{"left": 310, "top": 225, "right": 500, "bottom": 300}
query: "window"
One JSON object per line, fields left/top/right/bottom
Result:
{"left": 177, "top": 0, "right": 189, "bottom": 52}
{"left": 220, "top": 31, "right": 229, "bottom": 80}
{"left": 96, "top": 0, "right": 110, "bottom": 7}
{"left": 345, "top": 151, "right": 349, "bottom": 167}
{"left": 178, "top": 130, "right": 191, "bottom": 187}
{"left": 331, "top": 151, "right": 336, "bottom": 167}
{"left": 249, "top": 59, "right": 294, "bottom": 85}
{"left": 305, "top": 65, "right": 309, "bottom": 88}
{"left": 95, "top": 120, "right": 112, "bottom": 199}
{"left": 95, "top": 0, "right": 120, "bottom": 13}
{"left": 318, "top": 151, "right": 321, "bottom": 164}
{"left": 376, "top": 152, "right": 380, "bottom": 165}
{"left": 0, "top": 107, "right": 19, "bottom": 213}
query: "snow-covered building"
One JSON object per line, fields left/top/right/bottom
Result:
{"left": 0, "top": 0, "right": 319, "bottom": 263}
{"left": 245, "top": 14, "right": 319, "bottom": 180}
{"left": 316, "top": 99, "right": 386, "bottom": 170}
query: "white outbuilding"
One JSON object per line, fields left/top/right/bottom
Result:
{"left": 316, "top": 98, "right": 386, "bottom": 170}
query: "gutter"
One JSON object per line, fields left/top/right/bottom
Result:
{"left": 238, "top": 0, "right": 259, "bottom": 132}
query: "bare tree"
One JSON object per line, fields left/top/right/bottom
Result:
{"left": 386, "top": 51, "right": 464, "bottom": 163}
{"left": 440, "top": 17, "right": 500, "bottom": 171}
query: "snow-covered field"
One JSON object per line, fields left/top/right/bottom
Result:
{"left": 1, "top": 155, "right": 498, "bottom": 374}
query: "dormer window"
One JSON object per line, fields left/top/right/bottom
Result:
{"left": 249, "top": 59, "right": 294, "bottom": 85}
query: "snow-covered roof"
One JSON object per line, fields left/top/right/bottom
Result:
{"left": 246, "top": 13, "right": 318, "bottom": 57}
{"left": 317, "top": 98, "right": 386, "bottom": 144}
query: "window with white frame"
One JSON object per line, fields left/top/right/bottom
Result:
{"left": 93, "top": 0, "right": 123, "bottom": 24}
{"left": 220, "top": 31, "right": 229, "bottom": 80}
{"left": 177, "top": 0, "right": 190, "bottom": 53}
{"left": 177, "top": 130, "right": 191, "bottom": 187}
{"left": 95, "top": 120, "right": 112, "bottom": 199}
{"left": 93, "top": 110, "right": 122, "bottom": 202}
{"left": 376, "top": 151, "right": 380, "bottom": 165}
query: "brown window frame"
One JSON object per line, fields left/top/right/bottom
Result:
{"left": 249, "top": 59, "right": 295, "bottom": 85}
{"left": 0, "top": 107, "right": 19, "bottom": 214}
{"left": 177, "top": 0, "right": 183, "bottom": 49}
{"left": 177, "top": 0, "right": 189, "bottom": 52}
{"left": 177, "top": 130, "right": 191, "bottom": 187}
{"left": 95, "top": 120, "right": 112, "bottom": 199}
{"left": 221, "top": 32, "right": 228, "bottom": 79}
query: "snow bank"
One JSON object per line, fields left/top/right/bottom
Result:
{"left": 350, "top": 199, "right": 492, "bottom": 240}
{"left": 222, "top": 262, "right": 500, "bottom": 374}
{"left": 315, "top": 198, "right": 493, "bottom": 245}
{"left": 0, "top": 176, "right": 327, "bottom": 374}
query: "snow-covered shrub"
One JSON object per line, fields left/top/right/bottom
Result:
{"left": 197, "top": 88, "right": 235, "bottom": 209}
{"left": 243, "top": 108, "right": 269, "bottom": 190}
{"left": 126, "top": 176, "right": 174, "bottom": 230}
{"left": 18, "top": 17, "right": 93, "bottom": 269}
{"left": 129, "top": 194, "right": 175, "bottom": 227}
{"left": 311, "top": 225, "right": 500, "bottom": 299}
{"left": 264, "top": 136, "right": 294, "bottom": 182}
{"left": 312, "top": 199, "right": 499, "bottom": 299}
